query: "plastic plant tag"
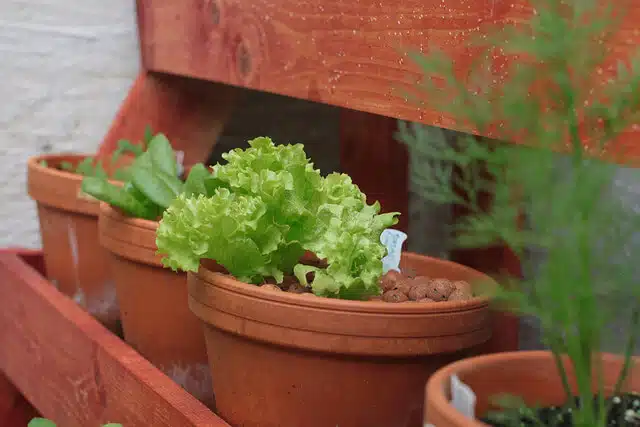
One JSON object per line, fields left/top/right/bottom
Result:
{"left": 176, "top": 150, "right": 185, "bottom": 177}
{"left": 380, "top": 229, "right": 408, "bottom": 273}
{"left": 450, "top": 374, "right": 476, "bottom": 420}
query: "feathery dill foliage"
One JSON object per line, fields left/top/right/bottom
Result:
{"left": 398, "top": 0, "right": 640, "bottom": 425}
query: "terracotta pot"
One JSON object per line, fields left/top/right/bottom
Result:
{"left": 188, "top": 253, "right": 495, "bottom": 427}
{"left": 98, "top": 203, "right": 213, "bottom": 408}
{"left": 425, "top": 350, "right": 640, "bottom": 427}
{"left": 27, "top": 154, "right": 120, "bottom": 332}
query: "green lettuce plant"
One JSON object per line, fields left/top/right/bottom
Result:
{"left": 398, "top": 0, "right": 640, "bottom": 425}
{"left": 81, "top": 132, "right": 211, "bottom": 220}
{"left": 156, "top": 136, "right": 399, "bottom": 299}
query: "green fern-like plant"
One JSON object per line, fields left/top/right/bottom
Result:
{"left": 398, "top": 0, "right": 640, "bottom": 425}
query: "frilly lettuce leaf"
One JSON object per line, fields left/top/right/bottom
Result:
{"left": 156, "top": 189, "right": 305, "bottom": 284}
{"left": 156, "top": 136, "right": 400, "bottom": 299}
{"left": 297, "top": 174, "right": 400, "bottom": 299}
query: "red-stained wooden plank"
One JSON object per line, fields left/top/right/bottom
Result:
{"left": 95, "top": 71, "right": 239, "bottom": 169}
{"left": 0, "top": 374, "right": 39, "bottom": 427}
{"left": 340, "top": 110, "right": 410, "bottom": 232}
{"left": 136, "top": 0, "right": 640, "bottom": 160}
{"left": 0, "top": 254, "right": 229, "bottom": 427}
{"left": 0, "top": 248, "right": 46, "bottom": 277}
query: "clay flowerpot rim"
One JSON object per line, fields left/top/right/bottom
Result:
{"left": 189, "top": 252, "right": 494, "bottom": 356}
{"left": 99, "top": 203, "right": 164, "bottom": 267}
{"left": 28, "top": 153, "right": 100, "bottom": 216}
{"left": 195, "top": 254, "right": 493, "bottom": 315}
{"left": 99, "top": 202, "right": 159, "bottom": 231}
{"left": 425, "top": 350, "right": 636, "bottom": 427}
{"left": 28, "top": 153, "right": 125, "bottom": 216}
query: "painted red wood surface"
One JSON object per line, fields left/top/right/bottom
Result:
{"left": 340, "top": 110, "right": 410, "bottom": 233}
{"left": 136, "top": 0, "right": 640, "bottom": 160}
{"left": 0, "top": 252, "right": 229, "bottom": 427}
{"left": 95, "top": 71, "right": 239, "bottom": 169}
{"left": 0, "top": 373, "right": 39, "bottom": 427}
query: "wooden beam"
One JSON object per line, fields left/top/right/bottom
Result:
{"left": 96, "top": 71, "right": 239, "bottom": 169}
{"left": 136, "top": 0, "right": 640, "bottom": 160}
{"left": 339, "top": 110, "right": 409, "bottom": 232}
{"left": 0, "top": 254, "right": 228, "bottom": 427}
{"left": 0, "top": 374, "right": 39, "bottom": 427}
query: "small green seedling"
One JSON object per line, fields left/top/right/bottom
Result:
{"left": 110, "top": 124, "right": 155, "bottom": 181}
{"left": 81, "top": 132, "right": 213, "bottom": 220}
{"left": 39, "top": 125, "right": 154, "bottom": 179}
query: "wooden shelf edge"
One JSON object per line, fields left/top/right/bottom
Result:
{"left": 95, "top": 70, "right": 239, "bottom": 169}
{"left": 136, "top": 0, "right": 640, "bottom": 161}
{"left": 0, "top": 252, "right": 229, "bottom": 427}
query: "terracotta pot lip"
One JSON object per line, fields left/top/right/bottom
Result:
{"left": 28, "top": 153, "right": 103, "bottom": 215}
{"left": 195, "top": 255, "right": 492, "bottom": 315}
{"left": 100, "top": 202, "right": 159, "bottom": 231}
{"left": 425, "top": 351, "right": 629, "bottom": 427}
{"left": 28, "top": 152, "right": 94, "bottom": 172}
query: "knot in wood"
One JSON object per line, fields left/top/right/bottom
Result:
{"left": 208, "top": 0, "right": 220, "bottom": 26}
{"left": 235, "top": 40, "right": 251, "bottom": 79}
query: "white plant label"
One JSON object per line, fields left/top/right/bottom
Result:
{"left": 450, "top": 374, "right": 477, "bottom": 420}
{"left": 176, "top": 150, "right": 185, "bottom": 177}
{"left": 380, "top": 229, "right": 407, "bottom": 273}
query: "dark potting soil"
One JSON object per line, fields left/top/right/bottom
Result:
{"left": 482, "top": 393, "right": 640, "bottom": 427}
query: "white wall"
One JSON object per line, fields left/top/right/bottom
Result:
{"left": 0, "top": 0, "right": 139, "bottom": 247}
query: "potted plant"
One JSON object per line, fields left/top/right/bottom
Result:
{"left": 155, "top": 136, "right": 497, "bottom": 427}
{"left": 27, "top": 133, "right": 149, "bottom": 332}
{"left": 397, "top": 0, "right": 640, "bottom": 425}
{"left": 79, "top": 132, "right": 215, "bottom": 407}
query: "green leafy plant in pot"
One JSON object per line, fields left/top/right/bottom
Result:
{"left": 396, "top": 0, "right": 640, "bottom": 426}
{"left": 155, "top": 136, "right": 499, "bottom": 427}
{"left": 26, "top": 130, "right": 154, "bottom": 333}
{"left": 80, "top": 132, "right": 217, "bottom": 407}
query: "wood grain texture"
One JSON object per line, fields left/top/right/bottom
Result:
{"left": 340, "top": 110, "right": 409, "bottom": 232}
{"left": 137, "top": 0, "right": 640, "bottom": 159}
{"left": 95, "top": 70, "right": 239, "bottom": 169}
{"left": 0, "top": 253, "right": 229, "bottom": 427}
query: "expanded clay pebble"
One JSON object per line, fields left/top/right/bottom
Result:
{"left": 377, "top": 273, "right": 473, "bottom": 303}
{"left": 453, "top": 280, "right": 472, "bottom": 294}
{"left": 448, "top": 289, "right": 472, "bottom": 301}
{"left": 379, "top": 270, "right": 405, "bottom": 292}
{"left": 260, "top": 284, "right": 282, "bottom": 292}
{"left": 408, "top": 277, "right": 431, "bottom": 301}
{"left": 382, "top": 289, "right": 409, "bottom": 303}
{"left": 392, "top": 280, "right": 413, "bottom": 295}
{"left": 287, "top": 282, "right": 310, "bottom": 294}
{"left": 425, "top": 278, "right": 455, "bottom": 302}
